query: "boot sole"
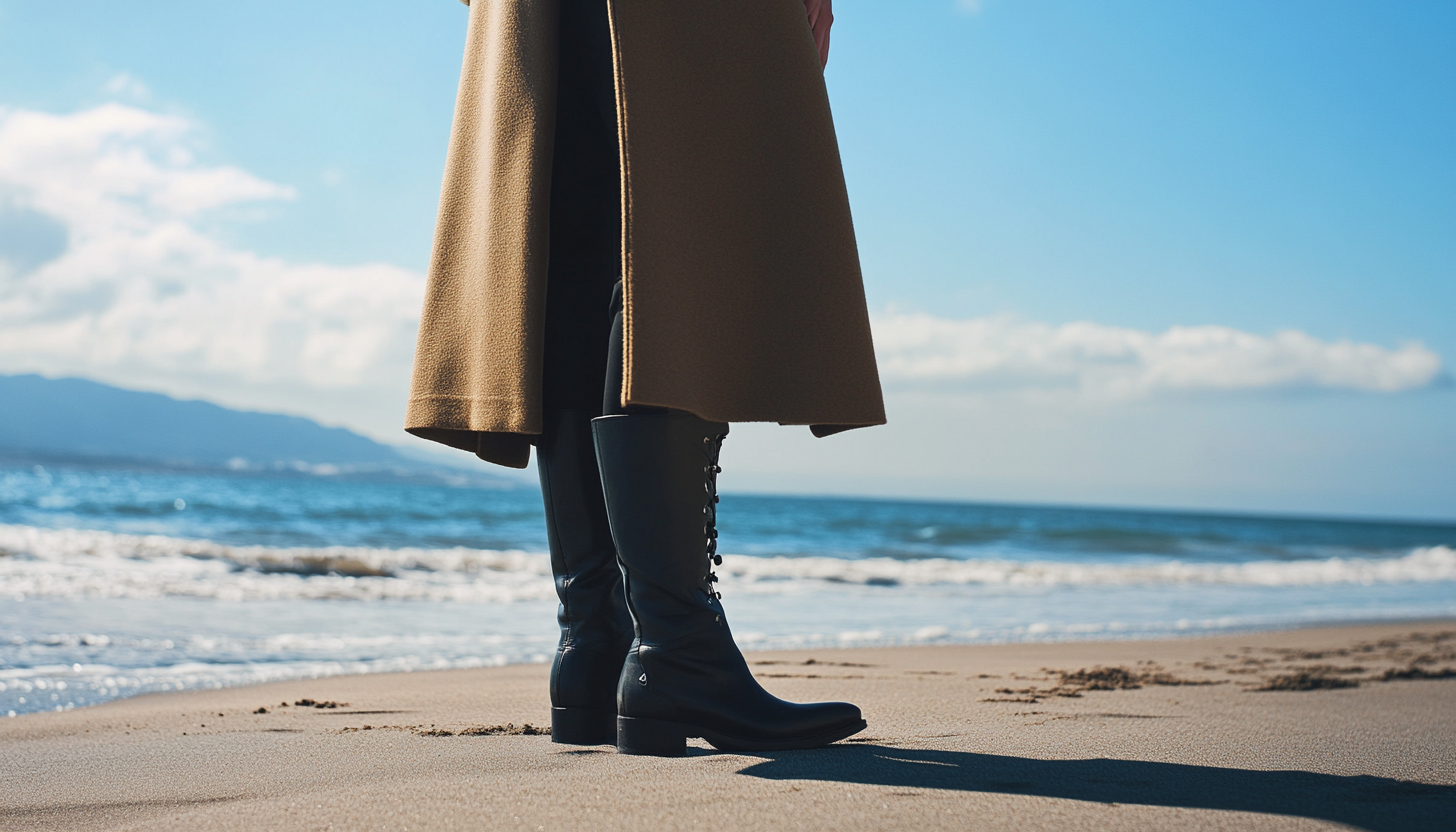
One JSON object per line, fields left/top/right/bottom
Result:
{"left": 617, "top": 715, "right": 868, "bottom": 756}
{"left": 551, "top": 707, "right": 617, "bottom": 745}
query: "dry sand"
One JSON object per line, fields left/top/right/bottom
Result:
{"left": 4, "top": 620, "right": 1454, "bottom": 831}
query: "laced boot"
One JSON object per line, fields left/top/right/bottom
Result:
{"left": 591, "top": 411, "right": 866, "bottom": 756}
{"left": 537, "top": 408, "right": 634, "bottom": 744}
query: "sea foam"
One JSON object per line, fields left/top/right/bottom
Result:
{"left": 721, "top": 546, "right": 1456, "bottom": 588}
{"left": 2, "top": 524, "right": 1452, "bottom": 603}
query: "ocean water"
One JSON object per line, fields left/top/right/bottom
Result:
{"left": 2, "top": 462, "right": 1454, "bottom": 716}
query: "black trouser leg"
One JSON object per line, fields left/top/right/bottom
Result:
{"left": 542, "top": 0, "right": 619, "bottom": 415}
{"left": 603, "top": 280, "right": 668, "bottom": 417}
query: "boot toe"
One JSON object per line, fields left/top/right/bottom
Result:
{"left": 797, "top": 700, "right": 865, "bottom": 740}
{"left": 827, "top": 701, "right": 863, "bottom": 728}
{"left": 697, "top": 700, "right": 865, "bottom": 751}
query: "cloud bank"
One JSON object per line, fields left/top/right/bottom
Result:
{"left": 873, "top": 313, "right": 1442, "bottom": 398}
{"left": 0, "top": 104, "right": 424, "bottom": 433}
{"left": 0, "top": 103, "right": 1441, "bottom": 441}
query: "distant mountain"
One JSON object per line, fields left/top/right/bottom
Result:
{"left": 0, "top": 374, "right": 516, "bottom": 486}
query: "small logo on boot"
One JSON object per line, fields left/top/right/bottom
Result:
{"left": 638, "top": 673, "right": 647, "bottom": 685}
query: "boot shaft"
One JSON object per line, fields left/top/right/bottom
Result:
{"left": 591, "top": 412, "right": 727, "bottom": 613}
{"left": 537, "top": 409, "right": 631, "bottom": 644}
{"left": 537, "top": 409, "right": 614, "bottom": 578}
{"left": 537, "top": 410, "right": 631, "bottom": 719}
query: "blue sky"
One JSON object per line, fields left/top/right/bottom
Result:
{"left": 0, "top": 0, "right": 1452, "bottom": 519}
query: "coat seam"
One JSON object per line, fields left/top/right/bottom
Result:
{"left": 606, "top": 0, "right": 633, "bottom": 410}
{"left": 407, "top": 394, "right": 526, "bottom": 404}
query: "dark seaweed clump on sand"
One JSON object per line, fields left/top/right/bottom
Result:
{"left": 983, "top": 665, "right": 1218, "bottom": 702}
{"left": 1253, "top": 672, "right": 1361, "bottom": 692}
{"left": 417, "top": 723, "right": 548, "bottom": 737}
{"left": 294, "top": 699, "right": 348, "bottom": 709}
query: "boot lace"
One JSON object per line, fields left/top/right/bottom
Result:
{"left": 701, "top": 430, "right": 726, "bottom": 600}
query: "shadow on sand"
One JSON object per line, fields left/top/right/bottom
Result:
{"left": 736, "top": 745, "right": 1454, "bottom": 831}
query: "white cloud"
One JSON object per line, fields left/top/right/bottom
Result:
{"left": 873, "top": 312, "right": 1443, "bottom": 398}
{"left": 0, "top": 104, "right": 295, "bottom": 225}
{"left": 956, "top": 0, "right": 985, "bottom": 15}
{"left": 0, "top": 104, "right": 424, "bottom": 436}
{"left": 0, "top": 102, "right": 1442, "bottom": 450}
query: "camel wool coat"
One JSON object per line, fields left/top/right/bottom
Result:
{"left": 406, "top": 0, "right": 886, "bottom": 468}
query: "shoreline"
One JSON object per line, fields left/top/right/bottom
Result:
{"left": 5, "top": 619, "right": 1453, "bottom": 831}
{"left": 8, "top": 613, "right": 1455, "bottom": 720}
{"left": 5, "top": 611, "right": 1450, "bottom": 722}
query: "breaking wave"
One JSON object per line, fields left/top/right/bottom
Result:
{"left": 0, "top": 524, "right": 553, "bottom": 603}
{"left": 723, "top": 546, "right": 1456, "bottom": 588}
{"left": 2, "top": 524, "right": 1453, "bottom": 603}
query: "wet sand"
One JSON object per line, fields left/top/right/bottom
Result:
{"left": 4, "top": 620, "right": 1454, "bottom": 831}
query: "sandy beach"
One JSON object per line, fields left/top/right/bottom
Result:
{"left": 4, "top": 620, "right": 1453, "bottom": 831}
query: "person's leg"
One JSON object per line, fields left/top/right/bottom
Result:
{"left": 558, "top": 0, "right": 862, "bottom": 755}
{"left": 593, "top": 293, "right": 867, "bottom": 756}
{"left": 537, "top": 0, "right": 630, "bottom": 746}
{"left": 536, "top": 408, "right": 628, "bottom": 745}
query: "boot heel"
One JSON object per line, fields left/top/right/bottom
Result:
{"left": 617, "top": 716, "right": 688, "bottom": 757}
{"left": 551, "top": 707, "right": 617, "bottom": 745}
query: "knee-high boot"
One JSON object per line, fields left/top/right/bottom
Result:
{"left": 591, "top": 411, "right": 866, "bottom": 756}
{"left": 537, "top": 408, "right": 634, "bottom": 744}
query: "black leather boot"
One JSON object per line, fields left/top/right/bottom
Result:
{"left": 537, "top": 408, "right": 633, "bottom": 744}
{"left": 591, "top": 411, "right": 867, "bottom": 756}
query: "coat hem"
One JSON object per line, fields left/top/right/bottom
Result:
{"left": 405, "top": 392, "right": 541, "bottom": 469}
{"left": 404, "top": 426, "right": 534, "bottom": 470}
{"left": 405, "top": 393, "right": 538, "bottom": 434}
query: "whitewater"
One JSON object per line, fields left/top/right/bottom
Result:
{"left": 2, "top": 463, "right": 1453, "bottom": 715}
{"left": 4, "top": 525, "right": 1455, "bottom": 603}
